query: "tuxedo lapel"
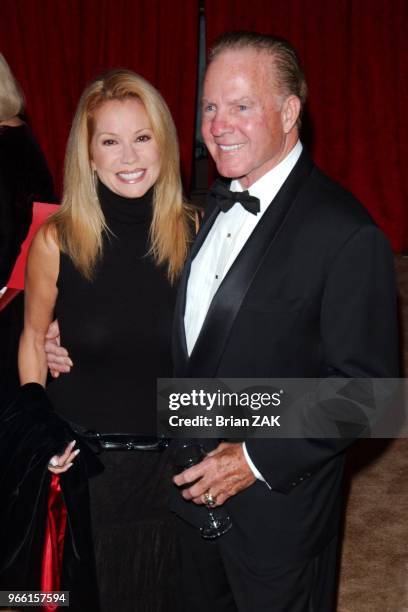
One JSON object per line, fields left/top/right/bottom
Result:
{"left": 172, "top": 201, "right": 221, "bottom": 374}
{"left": 186, "top": 151, "right": 314, "bottom": 377}
{"left": 189, "top": 199, "right": 221, "bottom": 261}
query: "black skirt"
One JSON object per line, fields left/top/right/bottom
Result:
{"left": 88, "top": 448, "right": 181, "bottom": 612}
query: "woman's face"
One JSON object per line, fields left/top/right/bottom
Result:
{"left": 90, "top": 97, "right": 161, "bottom": 198}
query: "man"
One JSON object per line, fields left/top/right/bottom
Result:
{"left": 170, "top": 32, "right": 398, "bottom": 611}
{"left": 47, "top": 32, "right": 398, "bottom": 611}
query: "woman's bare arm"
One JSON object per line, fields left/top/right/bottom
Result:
{"left": 18, "top": 225, "right": 59, "bottom": 386}
{"left": 18, "top": 226, "right": 80, "bottom": 473}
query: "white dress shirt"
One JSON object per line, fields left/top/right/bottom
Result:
{"left": 184, "top": 141, "right": 303, "bottom": 481}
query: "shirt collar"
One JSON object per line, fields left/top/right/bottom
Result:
{"left": 230, "top": 141, "right": 303, "bottom": 211}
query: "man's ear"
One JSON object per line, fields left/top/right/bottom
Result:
{"left": 281, "top": 95, "right": 301, "bottom": 133}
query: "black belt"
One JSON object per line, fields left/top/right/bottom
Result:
{"left": 78, "top": 432, "right": 170, "bottom": 452}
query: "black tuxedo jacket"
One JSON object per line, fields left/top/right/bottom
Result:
{"left": 172, "top": 151, "right": 399, "bottom": 564}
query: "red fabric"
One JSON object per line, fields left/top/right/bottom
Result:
{"left": 204, "top": 0, "right": 408, "bottom": 252}
{"left": 0, "top": 0, "right": 199, "bottom": 195}
{"left": 41, "top": 474, "right": 67, "bottom": 611}
{"left": 6, "top": 203, "right": 59, "bottom": 291}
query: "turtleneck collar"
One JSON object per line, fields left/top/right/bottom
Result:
{"left": 97, "top": 178, "right": 154, "bottom": 225}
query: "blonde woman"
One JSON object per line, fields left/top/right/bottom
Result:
{"left": 19, "top": 69, "right": 193, "bottom": 611}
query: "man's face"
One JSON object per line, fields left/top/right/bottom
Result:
{"left": 201, "top": 48, "right": 299, "bottom": 189}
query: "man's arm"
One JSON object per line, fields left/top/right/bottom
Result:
{"left": 245, "top": 224, "right": 399, "bottom": 492}
{"left": 175, "top": 225, "right": 399, "bottom": 503}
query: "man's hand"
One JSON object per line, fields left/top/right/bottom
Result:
{"left": 173, "top": 442, "right": 256, "bottom": 506}
{"left": 45, "top": 320, "right": 73, "bottom": 378}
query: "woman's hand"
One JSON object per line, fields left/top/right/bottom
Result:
{"left": 48, "top": 439, "right": 80, "bottom": 474}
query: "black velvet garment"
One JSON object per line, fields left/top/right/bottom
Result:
{"left": 47, "top": 181, "right": 180, "bottom": 612}
{"left": 0, "top": 384, "right": 102, "bottom": 611}
{"left": 0, "top": 123, "right": 55, "bottom": 406}
{"left": 0, "top": 123, "right": 55, "bottom": 287}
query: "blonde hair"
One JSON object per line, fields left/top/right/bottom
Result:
{"left": 0, "top": 54, "right": 25, "bottom": 121}
{"left": 50, "top": 69, "right": 192, "bottom": 283}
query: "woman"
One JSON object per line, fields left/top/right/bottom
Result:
{"left": 18, "top": 69, "right": 193, "bottom": 611}
{"left": 0, "top": 53, "right": 55, "bottom": 404}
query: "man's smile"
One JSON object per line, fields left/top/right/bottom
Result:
{"left": 218, "top": 143, "right": 245, "bottom": 152}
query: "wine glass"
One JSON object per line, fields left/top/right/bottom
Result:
{"left": 173, "top": 441, "right": 233, "bottom": 539}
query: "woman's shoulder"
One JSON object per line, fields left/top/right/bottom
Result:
{"left": 24, "top": 222, "right": 60, "bottom": 292}
{"left": 29, "top": 223, "right": 59, "bottom": 266}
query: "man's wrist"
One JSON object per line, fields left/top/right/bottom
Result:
{"left": 242, "top": 442, "right": 265, "bottom": 481}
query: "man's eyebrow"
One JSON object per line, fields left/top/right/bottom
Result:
{"left": 230, "top": 97, "right": 253, "bottom": 104}
{"left": 201, "top": 96, "right": 254, "bottom": 105}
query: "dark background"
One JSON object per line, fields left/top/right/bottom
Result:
{"left": 1, "top": 0, "right": 407, "bottom": 251}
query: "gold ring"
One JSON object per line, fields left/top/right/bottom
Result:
{"left": 203, "top": 491, "right": 216, "bottom": 507}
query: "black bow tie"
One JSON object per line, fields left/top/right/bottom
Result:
{"left": 209, "top": 179, "right": 260, "bottom": 215}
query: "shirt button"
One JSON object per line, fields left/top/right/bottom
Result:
{"left": 215, "top": 275, "right": 219, "bottom": 280}
{"left": 227, "top": 233, "right": 231, "bottom": 238}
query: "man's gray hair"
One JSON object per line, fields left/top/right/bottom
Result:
{"left": 209, "top": 31, "right": 307, "bottom": 124}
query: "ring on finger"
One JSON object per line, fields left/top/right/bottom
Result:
{"left": 203, "top": 491, "right": 216, "bottom": 507}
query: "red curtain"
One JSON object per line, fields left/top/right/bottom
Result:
{"left": 0, "top": 0, "right": 199, "bottom": 195}
{"left": 204, "top": 0, "right": 408, "bottom": 252}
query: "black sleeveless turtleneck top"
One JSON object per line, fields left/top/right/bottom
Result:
{"left": 46, "top": 181, "right": 176, "bottom": 434}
